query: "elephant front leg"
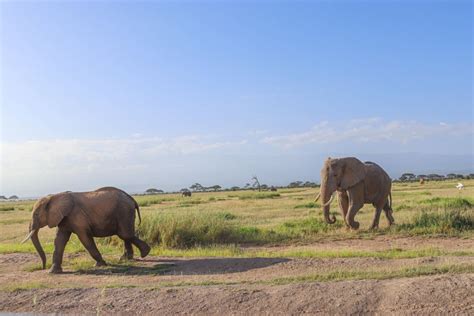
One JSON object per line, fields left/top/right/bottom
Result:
{"left": 337, "top": 191, "right": 350, "bottom": 229}
{"left": 345, "top": 185, "right": 364, "bottom": 230}
{"left": 77, "top": 232, "right": 107, "bottom": 267}
{"left": 50, "top": 229, "right": 72, "bottom": 274}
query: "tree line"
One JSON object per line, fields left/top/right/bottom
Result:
{"left": 396, "top": 173, "right": 474, "bottom": 182}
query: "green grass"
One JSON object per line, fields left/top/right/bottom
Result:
{"left": 237, "top": 192, "right": 281, "bottom": 200}
{"left": 294, "top": 202, "right": 318, "bottom": 209}
{"left": 0, "top": 206, "right": 15, "bottom": 212}
{"left": 420, "top": 197, "right": 473, "bottom": 209}
{"left": 397, "top": 209, "right": 474, "bottom": 235}
{"left": 151, "top": 245, "right": 473, "bottom": 259}
{"left": 269, "top": 263, "right": 474, "bottom": 285}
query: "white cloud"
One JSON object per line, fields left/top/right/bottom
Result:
{"left": 0, "top": 135, "right": 248, "bottom": 195}
{"left": 261, "top": 118, "right": 474, "bottom": 149}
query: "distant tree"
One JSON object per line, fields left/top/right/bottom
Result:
{"left": 190, "top": 183, "right": 204, "bottom": 192}
{"left": 0, "top": 195, "right": 7, "bottom": 200}
{"left": 209, "top": 185, "right": 222, "bottom": 192}
{"left": 260, "top": 184, "right": 268, "bottom": 190}
{"left": 427, "top": 174, "right": 443, "bottom": 180}
{"left": 446, "top": 173, "right": 456, "bottom": 179}
{"left": 399, "top": 173, "right": 416, "bottom": 182}
{"left": 8, "top": 195, "right": 18, "bottom": 200}
{"left": 244, "top": 183, "right": 251, "bottom": 189}
{"left": 251, "top": 176, "right": 261, "bottom": 192}
{"left": 288, "top": 181, "right": 303, "bottom": 188}
{"left": 416, "top": 175, "right": 427, "bottom": 180}
{"left": 145, "top": 188, "right": 163, "bottom": 194}
{"left": 455, "top": 174, "right": 464, "bottom": 179}
{"left": 230, "top": 186, "right": 240, "bottom": 191}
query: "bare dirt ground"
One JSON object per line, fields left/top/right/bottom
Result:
{"left": 1, "top": 237, "right": 473, "bottom": 315}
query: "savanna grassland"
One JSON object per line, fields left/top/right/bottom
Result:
{"left": 0, "top": 179, "right": 473, "bottom": 314}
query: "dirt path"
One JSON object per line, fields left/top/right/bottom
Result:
{"left": 0, "top": 237, "right": 473, "bottom": 314}
{"left": 1, "top": 274, "right": 473, "bottom": 315}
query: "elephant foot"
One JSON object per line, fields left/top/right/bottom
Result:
{"left": 95, "top": 260, "right": 107, "bottom": 267}
{"left": 49, "top": 264, "right": 63, "bottom": 274}
{"left": 139, "top": 244, "right": 151, "bottom": 258}
{"left": 350, "top": 222, "right": 360, "bottom": 230}
{"left": 120, "top": 254, "right": 133, "bottom": 262}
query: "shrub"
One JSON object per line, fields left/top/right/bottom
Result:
{"left": 0, "top": 206, "right": 15, "bottom": 212}
{"left": 238, "top": 192, "right": 280, "bottom": 200}
{"left": 420, "top": 197, "right": 473, "bottom": 209}
{"left": 294, "top": 202, "right": 318, "bottom": 209}
{"left": 397, "top": 209, "right": 474, "bottom": 235}
{"left": 138, "top": 212, "right": 245, "bottom": 248}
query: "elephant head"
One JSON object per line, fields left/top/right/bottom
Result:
{"left": 315, "top": 157, "right": 366, "bottom": 225}
{"left": 22, "top": 193, "right": 73, "bottom": 269}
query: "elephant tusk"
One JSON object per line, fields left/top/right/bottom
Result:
{"left": 322, "top": 194, "right": 335, "bottom": 207}
{"left": 21, "top": 230, "right": 35, "bottom": 244}
{"left": 314, "top": 193, "right": 321, "bottom": 202}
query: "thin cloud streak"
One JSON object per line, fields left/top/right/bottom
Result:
{"left": 261, "top": 118, "right": 474, "bottom": 149}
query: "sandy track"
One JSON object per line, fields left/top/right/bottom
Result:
{"left": 1, "top": 274, "right": 473, "bottom": 315}
{"left": 0, "top": 237, "right": 473, "bottom": 314}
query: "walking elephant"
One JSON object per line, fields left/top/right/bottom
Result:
{"left": 22, "top": 187, "right": 150, "bottom": 273}
{"left": 182, "top": 190, "right": 192, "bottom": 197}
{"left": 315, "top": 157, "right": 394, "bottom": 229}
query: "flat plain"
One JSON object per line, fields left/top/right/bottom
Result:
{"left": 0, "top": 179, "right": 473, "bottom": 314}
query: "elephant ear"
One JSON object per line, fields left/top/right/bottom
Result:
{"left": 339, "top": 157, "right": 366, "bottom": 190}
{"left": 45, "top": 193, "right": 74, "bottom": 228}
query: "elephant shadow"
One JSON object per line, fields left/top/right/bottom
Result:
{"left": 76, "top": 257, "right": 290, "bottom": 276}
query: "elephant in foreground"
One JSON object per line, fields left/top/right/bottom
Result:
{"left": 22, "top": 187, "right": 150, "bottom": 273}
{"left": 315, "top": 157, "right": 394, "bottom": 229}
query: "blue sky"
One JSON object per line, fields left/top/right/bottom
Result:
{"left": 1, "top": 1, "right": 472, "bottom": 196}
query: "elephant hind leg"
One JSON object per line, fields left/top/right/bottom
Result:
{"left": 383, "top": 202, "right": 395, "bottom": 226}
{"left": 120, "top": 239, "right": 134, "bottom": 261}
{"left": 370, "top": 207, "right": 383, "bottom": 230}
{"left": 131, "top": 237, "right": 150, "bottom": 258}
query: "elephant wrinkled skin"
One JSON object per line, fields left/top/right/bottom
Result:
{"left": 23, "top": 187, "right": 150, "bottom": 273}
{"left": 316, "top": 157, "right": 395, "bottom": 230}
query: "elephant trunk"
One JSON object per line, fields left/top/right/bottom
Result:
{"left": 320, "top": 184, "right": 336, "bottom": 225}
{"left": 31, "top": 229, "right": 46, "bottom": 269}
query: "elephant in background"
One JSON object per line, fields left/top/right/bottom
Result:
{"left": 22, "top": 187, "right": 150, "bottom": 273}
{"left": 182, "top": 190, "right": 192, "bottom": 197}
{"left": 315, "top": 157, "right": 394, "bottom": 229}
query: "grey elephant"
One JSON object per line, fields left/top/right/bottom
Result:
{"left": 315, "top": 157, "right": 394, "bottom": 229}
{"left": 22, "top": 187, "right": 150, "bottom": 273}
{"left": 182, "top": 190, "right": 192, "bottom": 197}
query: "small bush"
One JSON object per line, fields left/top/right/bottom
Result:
{"left": 179, "top": 200, "right": 204, "bottom": 207}
{"left": 294, "top": 202, "right": 318, "bottom": 209}
{"left": 138, "top": 212, "right": 242, "bottom": 248}
{"left": 397, "top": 209, "right": 474, "bottom": 235}
{"left": 215, "top": 212, "right": 237, "bottom": 220}
{"left": 421, "top": 197, "right": 473, "bottom": 209}
{"left": 279, "top": 217, "right": 343, "bottom": 237}
{"left": 208, "top": 197, "right": 216, "bottom": 201}
{"left": 238, "top": 192, "right": 280, "bottom": 200}
{"left": 0, "top": 206, "right": 15, "bottom": 212}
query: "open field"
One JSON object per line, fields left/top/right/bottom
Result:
{"left": 0, "top": 179, "right": 473, "bottom": 314}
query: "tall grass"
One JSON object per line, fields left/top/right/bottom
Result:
{"left": 137, "top": 211, "right": 341, "bottom": 248}
{"left": 397, "top": 209, "right": 474, "bottom": 235}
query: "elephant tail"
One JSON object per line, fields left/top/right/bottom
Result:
{"left": 134, "top": 199, "right": 142, "bottom": 225}
{"left": 388, "top": 191, "right": 392, "bottom": 209}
